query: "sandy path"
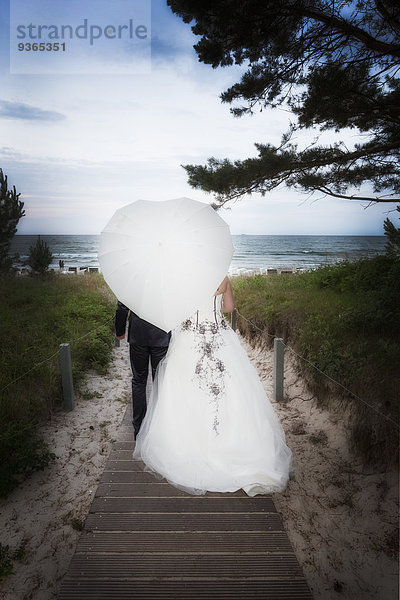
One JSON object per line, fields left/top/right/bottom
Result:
{"left": 0, "top": 336, "right": 398, "bottom": 600}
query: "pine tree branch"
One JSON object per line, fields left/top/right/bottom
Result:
{"left": 374, "top": 0, "right": 400, "bottom": 35}
{"left": 314, "top": 186, "right": 400, "bottom": 203}
{"left": 291, "top": 6, "right": 400, "bottom": 58}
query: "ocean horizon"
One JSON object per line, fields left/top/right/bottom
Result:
{"left": 9, "top": 234, "right": 387, "bottom": 273}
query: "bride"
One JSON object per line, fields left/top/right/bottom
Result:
{"left": 132, "top": 276, "right": 293, "bottom": 497}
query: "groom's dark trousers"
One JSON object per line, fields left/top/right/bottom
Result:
{"left": 115, "top": 301, "right": 170, "bottom": 438}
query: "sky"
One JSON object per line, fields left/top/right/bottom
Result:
{"left": 0, "top": 0, "right": 397, "bottom": 235}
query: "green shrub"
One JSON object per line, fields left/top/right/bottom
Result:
{"left": 73, "top": 326, "right": 113, "bottom": 375}
{"left": 0, "top": 273, "right": 116, "bottom": 497}
{"left": 232, "top": 255, "right": 400, "bottom": 468}
{"left": 0, "top": 420, "right": 57, "bottom": 498}
{"left": 28, "top": 236, "right": 53, "bottom": 275}
{"left": 0, "top": 542, "right": 25, "bottom": 581}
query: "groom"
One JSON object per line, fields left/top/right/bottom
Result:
{"left": 115, "top": 301, "right": 170, "bottom": 438}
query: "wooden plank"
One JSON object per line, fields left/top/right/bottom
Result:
{"left": 100, "top": 472, "right": 250, "bottom": 489}
{"left": 58, "top": 579, "right": 313, "bottom": 599}
{"left": 100, "top": 469, "right": 167, "bottom": 483}
{"left": 65, "top": 553, "right": 304, "bottom": 579}
{"left": 109, "top": 450, "right": 136, "bottom": 460}
{"left": 104, "top": 460, "right": 146, "bottom": 472}
{"left": 95, "top": 483, "right": 247, "bottom": 498}
{"left": 76, "top": 531, "right": 294, "bottom": 553}
{"left": 89, "top": 496, "right": 276, "bottom": 513}
{"left": 100, "top": 472, "right": 168, "bottom": 484}
{"left": 116, "top": 425, "right": 133, "bottom": 433}
{"left": 115, "top": 432, "right": 134, "bottom": 441}
{"left": 112, "top": 441, "right": 135, "bottom": 450}
{"left": 84, "top": 511, "right": 284, "bottom": 532}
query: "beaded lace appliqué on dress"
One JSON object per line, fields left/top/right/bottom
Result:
{"left": 180, "top": 296, "right": 230, "bottom": 435}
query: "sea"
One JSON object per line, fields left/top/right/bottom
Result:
{"left": 9, "top": 234, "right": 387, "bottom": 274}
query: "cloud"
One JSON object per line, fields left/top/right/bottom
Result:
{"left": 0, "top": 100, "right": 66, "bottom": 122}
{"left": 150, "top": 33, "right": 199, "bottom": 66}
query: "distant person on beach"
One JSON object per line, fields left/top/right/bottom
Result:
{"left": 115, "top": 302, "right": 170, "bottom": 438}
{"left": 132, "top": 275, "right": 293, "bottom": 497}
{"left": 59, "top": 259, "right": 64, "bottom": 270}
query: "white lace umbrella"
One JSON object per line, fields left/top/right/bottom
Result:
{"left": 98, "top": 197, "right": 233, "bottom": 331}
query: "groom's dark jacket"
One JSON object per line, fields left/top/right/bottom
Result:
{"left": 115, "top": 301, "right": 171, "bottom": 346}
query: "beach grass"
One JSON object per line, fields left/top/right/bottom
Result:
{"left": 231, "top": 254, "right": 400, "bottom": 468}
{"left": 0, "top": 273, "right": 117, "bottom": 498}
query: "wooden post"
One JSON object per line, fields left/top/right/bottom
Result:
{"left": 231, "top": 308, "right": 237, "bottom": 331}
{"left": 273, "top": 337, "right": 284, "bottom": 403}
{"left": 59, "top": 343, "right": 75, "bottom": 411}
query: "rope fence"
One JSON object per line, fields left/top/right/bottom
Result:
{"left": 232, "top": 308, "right": 399, "bottom": 430}
{"left": 0, "top": 314, "right": 116, "bottom": 410}
{"left": 2, "top": 306, "right": 398, "bottom": 430}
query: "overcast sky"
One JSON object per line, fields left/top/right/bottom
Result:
{"left": 0, "top": 0, "right": 396, "bottom": 235}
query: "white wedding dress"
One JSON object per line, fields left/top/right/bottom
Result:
{"left": 133, "top": 294, "right": 293, "bottom": 496}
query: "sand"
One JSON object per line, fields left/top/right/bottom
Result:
{"left": 0, "top": 336, "right": 398, "bottom": 600}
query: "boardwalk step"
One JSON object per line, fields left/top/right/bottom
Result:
{"left": 84, "top": 511, "right": 284, "bottom": 531}
{"left": 102, "top": 470, "right": 170, "bottom": 482}
{"left": 95, "top": 483, "right": 247, "bottom": 497}
{"left": 99, "top": 472, "right": 251, "bottom": 489}
{"left": 57, "top": 579, "right": 312, "bottom": 599}
{"left": 65, "top": 553, "right": 304, "bottom": 579}
{"left": 104, "top": 459, "right": 146, "bottom": 472}
{"left": 109, "top": 450, "right": 136, "bottom": 460}
{"left": 89, "top": 496, "right": 276, "bottom": 513}
{"left": 112, "top": 441, "right": 135, "bottom": 450}
{"left": 76, "top": 531, "right": 294, "bottom": 553}
{"left": 115, "top": 433, "right": 134, "bottom": 441}
{"left": 100, "top": 468, "right": 167, "bottom": 483}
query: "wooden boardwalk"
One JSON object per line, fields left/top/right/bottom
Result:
{"left": 58, "top": 402, "right": 313, "bottom": 599}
